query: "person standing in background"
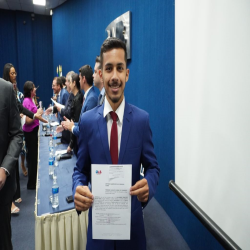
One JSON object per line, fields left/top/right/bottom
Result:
{"left": 0, "top": 78, "right": 23, "bottom": 250}
{"left": 93, "top": 56, "right": 105, "bottom": 105}
{"left": 22, "top": 81, "right": 40, "bottom": 190}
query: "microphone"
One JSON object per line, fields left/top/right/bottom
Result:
{"left": 56, "top": 153, "right": 72, "bottom": 161}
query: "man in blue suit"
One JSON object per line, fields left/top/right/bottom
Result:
{"left": 73, "top": 38, "right": 160, "bottom": 250}
{"left": 46, "top": 77, "right": 69, "bottom": 123}
{"left": 62, "top": 65, "right": 98, "bottom": 138}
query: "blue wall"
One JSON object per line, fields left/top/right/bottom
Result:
{"left": 52, "top": 1, "right": 224, "bottom": 249}
{"left": 0, "top": 9, "right": 53, "bottom": 108}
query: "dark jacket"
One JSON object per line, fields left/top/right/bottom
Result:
{"left": 69, "top": 91, "right": 83, "bottom": 151}
{"left": 0, "top": 79, "right": 23, "bottom": 205}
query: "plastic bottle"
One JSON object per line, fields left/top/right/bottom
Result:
{"left": 52, "top": 179, "right": 59, "bottom": 208}
{"left": 48, "top": 151, "right": 54, "bottom": 176}
{"left": 49, "top": 136, "right": 54, "bottom": 152}
{"left": 52, "top": 131, "right": 58, "bottom": 148}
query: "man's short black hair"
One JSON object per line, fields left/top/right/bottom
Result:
{"left": 95, "top": 56, "right": 101, "bottom": 69}
{"left": 78, "top": 65, "right": 93, "bottom": 86}
{"left": 23, "top": 81, "right": 34, "bottom": 98}
{"left": 54, "top": 77, "right": 63, "bottom": 89}
{"left": 100, "top": 37, "right": 127, "bottom": 69}
{"left": 60, "top": 76, "right": 66, "bottom": 87}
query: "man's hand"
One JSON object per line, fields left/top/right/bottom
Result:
{"left": 56, "top": 125, "right": 64, "bottom": 133}
{"left": 61, "top": 116, "right": 74, "bottom": 131}
{"left": 67, "top": 146, "right": 72, "bottom": 153}
{"left": 34, "top": 109, "right": 48, "bottom": 123}
{"left": 56, "top": 105, "right": 62, "bottom": 112}
{"left": 45, "top": 107, "right": 52, "bottom": 115}
{"left": 130, "top": 178, "right": 149, "bottom": 203}
{"left": 74, "top": 186, "right": 94, "bottom": 211}
{"left": 20, "top": 113, "right": 24, "bottom": 118}
{"left": 36, "top": 108, "right": 43, "bottom": 116}
{"left": 0, "top": 168, "right": 7, "bottom": 191}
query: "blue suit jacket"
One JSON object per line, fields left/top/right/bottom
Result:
{"left": 72, "top": 87, "right": 98, "bottom": 137}
{"left": 72, "top": 101, "right": 160, "bottom": 250}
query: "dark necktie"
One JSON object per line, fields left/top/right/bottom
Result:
{"left": 98, "top": 94, "right": 102, "bottom": 105}
{"left": 110, "top": 111, "right": 118, "bottom": 164}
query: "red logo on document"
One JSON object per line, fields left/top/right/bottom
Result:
{"left": 96, "top": 170, "right": 102, "bottom": 175}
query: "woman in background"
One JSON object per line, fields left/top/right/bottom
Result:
{"left": 22, "top": 81, "right": 39, "bottom": 190}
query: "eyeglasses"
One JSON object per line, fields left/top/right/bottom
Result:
{"left": 10, "top": 72, "right": 17, "bottom": 76}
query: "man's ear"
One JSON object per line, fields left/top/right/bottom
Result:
{"left": 99, "top": 69, "right": 103, "bottom": 79}
{"left": 126, "top": 68, "right": 130, "bottom": 82}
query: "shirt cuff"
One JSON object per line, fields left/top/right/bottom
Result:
{"left": 0, "top": 167, "right": 10, "bottom": 176}
{"left": 71, "top": 125, "right": 75, "bottom": 134}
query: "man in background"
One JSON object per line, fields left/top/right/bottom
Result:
{"left": 93, "top": 56, "right": 105, "bottom": 105}
{"left": 0, "top": 78, "right": 23, "bottom": 250}
{"left": 46, "top": 77, "right": 69, "bottom": 123}
{"left": 62, "top": 65, "right": 98, "bottom": 138}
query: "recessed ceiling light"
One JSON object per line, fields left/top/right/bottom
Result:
{"left": 33, "top": 0, "right": 46, "bottom": 6}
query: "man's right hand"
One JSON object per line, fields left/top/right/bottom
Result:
{"left": 74, "top": 186, "right": 94, "bottom": 211}
{"left": 45, "top": 107, "right": 52, "bottom": 115}
{"left": 0, "top": 168, "right": 7, "bottom": 191}
{"left": 34, "top": 109, "right": 48, "bottom": 123}
{"left": 56, "top": 125, "right": 64, "bottom": 133}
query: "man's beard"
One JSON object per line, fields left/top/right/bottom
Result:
{"left": 106, "top": 80, "right": 123, "bottom": 104}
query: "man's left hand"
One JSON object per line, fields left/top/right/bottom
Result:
{"left": 130, "top": 178, "right": 149, "bottom": 203}
{"left": 62, "top": 116, "right": 74, "bottom": 131}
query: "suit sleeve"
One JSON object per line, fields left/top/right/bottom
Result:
{"left": 141, "top": 114, "right": 160, "bottom": 208}
{"left": 72, "top": 115, "right": 91, "bottom": 196}
{"left": 72, "top": 96, "right": 98, "bottom": 137}
{"left": 1, "top": 87, "right": 23, "bottom": 176}
{"left": 17, "top": 100, "right": 34, "bottom": 119}
{"left": 60, "top": 94, "right": 73, "bottom": 119}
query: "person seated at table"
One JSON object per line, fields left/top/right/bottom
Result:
{"left": 66, "top": 73, "right": 83, "bottom": 155}
{"left": 56, "top": 71, "right": 75, "bottom": 119}
{"left": 22, "top": 81, "right": 39, "bottom": 190}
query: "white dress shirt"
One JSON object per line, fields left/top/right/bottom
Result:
{"left": 103, "top": 96, "right": 125, "bottom": 155}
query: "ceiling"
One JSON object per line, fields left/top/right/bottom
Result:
{"left": 0, "top": 0, "right": 67, "bottom": 15}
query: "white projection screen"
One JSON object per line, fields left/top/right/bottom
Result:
{"left": 175, "top": 1, "right": 250, "bottom": 249}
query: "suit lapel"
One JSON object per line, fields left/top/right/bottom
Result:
{"left": 118, "top": 102, "right": 132, "bottom": 164}
{"left": 97, "top": 105, "right": 112, "bottom": 163}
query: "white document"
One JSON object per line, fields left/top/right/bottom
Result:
{"left": 91, "top": 164, "right": 132, "bottom": 240}
{"left": 50, "top": 98, "right": 65, "bottom": 110}
{"left": 50, "top": 121, "right": 59, "bottom": 127}
{"left": 55, "top": 149, "right": 67, "bottom": 155}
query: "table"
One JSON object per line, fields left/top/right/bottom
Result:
{"left": 35, "top": 123, "right": 88, "bottom": 250}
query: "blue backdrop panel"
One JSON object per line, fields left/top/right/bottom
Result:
{"left": 52, "top": 0, "right": 223, "bottom": 249}
{"left": 0, "top": 10, "right": 18, "bottom": 79}
{"left": 0, "top": 10, "right": 53, "bottom": 108}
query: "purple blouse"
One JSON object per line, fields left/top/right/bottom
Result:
{"left": 22, "top": 97, "right": 39, "bottom": 132}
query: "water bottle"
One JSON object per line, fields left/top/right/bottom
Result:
{"left": 52, "top": 131, "right": 58, "bottom": 148}
{"left": 49, "top": 136, "right": 54, "bottom": 152}
{"left": 48, "top": 151, "right": 54, "bottom": 176}
{"left": 52, "top": 179, "right": 59, "bottom": 208}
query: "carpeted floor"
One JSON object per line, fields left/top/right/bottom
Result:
{"left": 11, "top": 160, "right": 189, "bottom": 250}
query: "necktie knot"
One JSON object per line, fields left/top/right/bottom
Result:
{"left": 110, "top": 111, "right": 118, "bottom": 122}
